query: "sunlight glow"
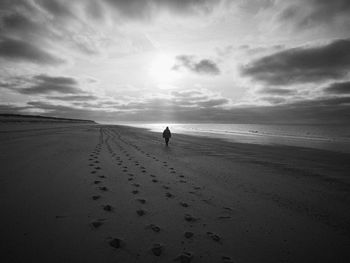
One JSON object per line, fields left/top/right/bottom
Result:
{"left": 149, "top": 53, "right": 179, "bottom": 83}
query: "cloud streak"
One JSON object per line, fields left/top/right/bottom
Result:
{"left": 241, "top": 38, "right": 350, "bottom": 85}
{"left": 15, "top": 74, "right": 81, "bottom": 95}
{"left": 324, "top": 82, "right": 350, "bottom": 94}
{"left": 0, "top": 37, "right": 65, "bottom": 65}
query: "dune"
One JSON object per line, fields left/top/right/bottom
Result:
{"left": 1, "top": 121, "right": 350, "bottom": 262}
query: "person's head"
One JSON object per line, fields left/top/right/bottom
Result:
{"left": 166, "top": 126, "right": 169, "bottom": 129}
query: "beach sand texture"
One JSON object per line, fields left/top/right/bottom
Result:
{"left": 1, "top": 122, "right": 350, "bottom": 263}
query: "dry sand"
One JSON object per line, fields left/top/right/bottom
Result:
{"left": 1, "top": 121, "right": 350, "bottom": 263}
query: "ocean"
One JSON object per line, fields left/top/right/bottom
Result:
{"left": 114, "top": 122, "right": 350, "bottom": 153}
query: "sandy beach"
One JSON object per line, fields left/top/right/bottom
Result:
{"left": 1, "top": 121, "right": 350, "bottom": 263}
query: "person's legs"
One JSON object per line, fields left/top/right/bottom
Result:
{"left": 165, "top": 138, "right": 169, "bottom": 146}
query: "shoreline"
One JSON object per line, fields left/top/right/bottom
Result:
{"left": 1, "top": 122, "right": 350, "bottom": 262}
{"left": 114, "top": 123, "right": 350, "bottom": 154}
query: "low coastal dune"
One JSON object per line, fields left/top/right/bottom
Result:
{"left": 1, "top": 122, "right": 350, "bottom": 262}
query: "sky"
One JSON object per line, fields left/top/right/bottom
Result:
{"left": 0, "top": 0, "right": 350, "bottom": 124}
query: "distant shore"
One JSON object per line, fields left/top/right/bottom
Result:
{"left": 1, "top": 121, "right": 350, "bottom": 262}
{"left": 0, "top": 113, "right": 96, "bottom": 123}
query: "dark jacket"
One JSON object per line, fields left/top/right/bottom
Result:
{"left": 163, "top": 128, "right": 171, "bottom": 139}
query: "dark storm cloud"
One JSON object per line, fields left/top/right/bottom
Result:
{"left": 324, "top": 82, "right": 350, "bottom": 94}
{"left": 104, "top": 0, "right": 217, "bottom": 19}
{"left": 241, "top": 38, "right": 350, "bottom": 85}
{"left": 0, "top": 37, "right": 64, "bottom": 65}
{"left": 20, "top": 74, "right": 81, "bottom": 95}
{"left": 173, "top": 55, "right": 220, "bottom": 75}
{"left": 279, "top": 0, "right": 350, "bottom": 28}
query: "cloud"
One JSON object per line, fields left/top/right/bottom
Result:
{"left": 47, "top": 95, "right": 98, "bottom": 101}
{"left": 324, "top": 81, "right": 350, "bottom": 94}
{"left": 103, "top": 0, "right": 218, "bottom": 20}
{"left": 258, "top": 88, "right": 295, "bottom": 95}
{"left": 241, "top": 38, "right": 350, "bottom": 85}
{"left": 0, "top": 37, "right": 64, "bottom": 65}
{"left": 34, "top": 0, "right": 73, "bottom": 18}
{"left": 279, "top": 0, "right": 350, "bottom": 29}
{"left": 2, "top": 94, "right": 349, "bottom": 124}
{"left": 173, "top": 55, "right": 220, "bottom": 75}
{"left": 19, "top": 74, "right": 81, "bottom": 95}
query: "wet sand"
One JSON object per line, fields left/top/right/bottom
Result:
{"left": 1, "top": 122, "right": 350, "bottom": 262}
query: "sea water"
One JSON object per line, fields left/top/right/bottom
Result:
{"left": 115, "top": 122, "right": 350, "bottom": 153}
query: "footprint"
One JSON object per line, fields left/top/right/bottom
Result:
{"left": 136, "top": 198, "right": 146, "bottom": 204}
{"left": 147, "top": 224, "right": 160, "bottom": 233}
{"left": 109, "top": 238, "right": 122, "bottom": 249}
{"left": 128, "top": 178, "right": 134, "bottom": 181}
{"left": 184, "top": 232, "right": 194, "bottom": 239}
{"left": 99, "top": 186, "right": 108, "bottom": 191}
{"left": 132, "top": 183, "right": 140, "bottom": 187}
{"left": 94, "top": 167, "right": 101, "bottom": 170}
{"left": 136, "top": 209, "right": 146, "bottom": 216}
{"left": 162, "top": 185, "right": 170, "bottom": 190}
{"left": 193, "top": 186, "right": 201, "bottom": 190}
{"left": 179, "top": 175, "right": 185, "bottom": 178}
{"left": 174, "top": 252, "right": 193, "bottom": 263}
{"left": 179, "top": 180, "right": 187, "bottom": 183}
{"left": 91, "top": 171, "right": 97, "bottom": 174}
{"left": 165, "top": 192, "right": 174, "bottom": 198}
{"left": 91, "top": 220, "right": 104, "bottom": 228}
{"left": 98, "top": 175, "right": 106, "bottom": 178}
{"left": 152, "top": 179, "right": 158, "bottom": 183}
{"left": 222, "top": 256, "right": 234, "bottom": 263}
{"left": 184, "top": 214, "right": 197, "bottom": 222}
{"left": 94, "top": 180, "right": 101, "bottom": 184}
{"left": 207, "top": 232, "right": 221, "bottom": 242}
{"left": 151, "top": 243, "right": 163, "bottom": 256}
{"left": 103, "top": 205, "right": 113, "bottom": 212}
{"left": 150, "top": 174, "right": 156, "bottom": 178}
{"left": 92, "top": 195, "right": 101, "bottom": 200}
{"left": 132, "top": 190, "right": 139, "bottom": 194}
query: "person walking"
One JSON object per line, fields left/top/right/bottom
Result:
{"left": 162, "top": 126, "right": 171, "bottom": 146}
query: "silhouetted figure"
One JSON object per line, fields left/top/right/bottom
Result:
{"left": 162, "top": 127, "right": 171, "bottom": 146}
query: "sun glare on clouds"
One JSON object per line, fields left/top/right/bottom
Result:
{"left": 149, "top": 52, "right": 180, "bottom": 84}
